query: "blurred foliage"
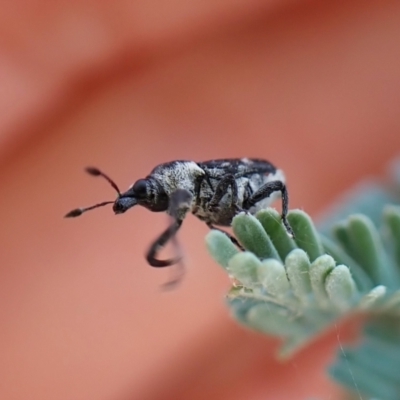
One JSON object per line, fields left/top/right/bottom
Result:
{"left": 206, "top": 159, "right": 400, "bottom": 400}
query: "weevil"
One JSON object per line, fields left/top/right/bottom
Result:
{"left": 65, "top": 158, "right": 293, "bottom": 270}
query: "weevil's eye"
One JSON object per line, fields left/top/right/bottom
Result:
{"left": 132, "top": 179, "right": 147, "bottom": 198}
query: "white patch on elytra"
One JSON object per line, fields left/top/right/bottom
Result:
{"left": 247, "top": 168, "right": 286, "bottom": 214}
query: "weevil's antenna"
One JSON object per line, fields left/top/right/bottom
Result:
{"left": 85, "top": 167, "right": 121, "bottom": 196}
{"left": 64, "top": 201, "right": 115, "bottom": 218}
{"left": 64, "top": 167, "right": 121, "bottom": 218}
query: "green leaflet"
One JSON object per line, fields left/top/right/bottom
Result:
{"left": 232, "top": 212, "right": 280, "bottom": 260}
{"left": 205, "top": 229, "right": 239, "bottom": 269}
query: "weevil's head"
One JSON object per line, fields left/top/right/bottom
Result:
{"left": 115, "top": 178, "right": 169, "bottom": 214}
{"left": 112, "top": 179, "right": 146, "bottom": 214}
{"left": 112, "top": 195, "right": 137, "bottom": 214}
{"left": 64, "top": 167, "right": 168, "bottom": 219}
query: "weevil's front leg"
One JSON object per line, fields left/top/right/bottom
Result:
{"left": 146, "top": 189, "right": 192, "bottom": 267}
{"left": 146, "top": 220, "right": 183, "bottom": 267}
{"left": 244, "top": 180, "right": 294, "bottom": 237}
{"left": 206, "top": 222, "right": 244, "bottom": 251}
{"left": 208, "top": 174, "right": 239, "bottom": 212}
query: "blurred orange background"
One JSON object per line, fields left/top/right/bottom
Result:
{"left": 1, "top": 0, "right": 400, "bottom": 399}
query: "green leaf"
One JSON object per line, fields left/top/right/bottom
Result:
{"left": 232, "top": 213, "right": 280, "bottom": 260}
{"left": 321, "top": 234, "right": 373, "bottom": 291}
{"left": 325, "top": 265, "right": 357, "bottom": 311}
{"left": 258, "top": 259, "right": 290, "bottom": 297}
{"left": 332, "top": 222, "right": 353, "bottom": 258}
{"left": 256, "top": 208, "right": 297, "bottom": 260}
{"left": 344, "top": 215, "right": 395, "bottom": 287}
{"left": 245, "top": 303, "right": 310, "bottom": 337}
{"left": 228, "top": 252, "right": 261, "bottom": 287}
{"left": 383, "top": 205, "right": 400, "bottom": 275}
{"left": 358, "top": 285, "right": 387, "bottom": 311}
{"left": 205, "top": 230, "right": 239, "bottom": 269}
{"left": 309, "top": 255, "right": 335, "bottom": 305}
{"left": 285, "top": 249, "right": 312, "bottom": 303}
{"left": 287, "top": 210, "right": 324, "bottom": 261}
{"left": 378, "top": 290, "right": 400, "bottom": 314}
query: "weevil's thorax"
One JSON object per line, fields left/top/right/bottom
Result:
{"left": 149, "top": 161, "right": 205, "bottom": 196}
{"left": 146, "top": 161, "right": 204, "bottom": 211}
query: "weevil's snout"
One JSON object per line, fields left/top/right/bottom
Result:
{"left": 113, "top": 196, "right": 137, "bottom": 214}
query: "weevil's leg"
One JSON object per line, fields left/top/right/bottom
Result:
{"left": 146, "top": 219, "right": 183, "bottom": 267}
{"left": 160, "top": 258, "right": 186, "bottom": 290}
{"left": 244, "top": 180, "right": 294, "bottom": 237}
{"left": 146, "top": 189, "right": 192, "bottom": 287}
{"left": 206, "top": 222, "right": 244, "bottom": 250}
{"left": 194, "top": 173, "right": 214, "bottom": 210}
{"left": 204, "top": 174, "right": 214, "bottom": 191}
{"left": 208, "top": 174, "right": 239, "bottom": 210}
{"left": 193, "top": 175, "right": 205, "bottom": 209}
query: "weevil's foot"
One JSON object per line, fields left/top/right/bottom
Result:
{"left": 282, "top": 218, "right": 295, "bottom": 238}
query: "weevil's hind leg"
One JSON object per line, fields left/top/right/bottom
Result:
{"left": 244, "top": 180, "right": 294, "bottom": 237}
{"left": 206, "top": 223, "right": 244, "bottom": 251}
{"left": 208, "top": 174, "right": 240, "bottom": 211}
{"left": 146, "top": 189, "right": 193, "bottom": 288}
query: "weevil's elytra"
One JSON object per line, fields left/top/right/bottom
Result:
{"left": 65, "top": 158, "right": 294, "bottom": 276}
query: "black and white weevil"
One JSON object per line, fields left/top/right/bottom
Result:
{"left": 65, "top": 158, "right": 294, "bottom": 269}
